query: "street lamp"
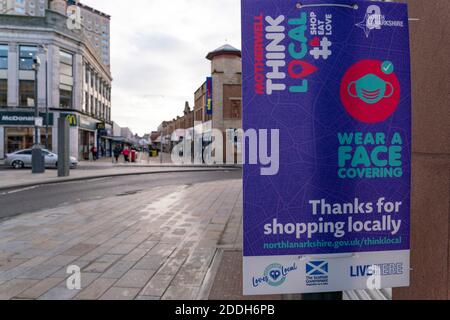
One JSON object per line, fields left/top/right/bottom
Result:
{"left": 39, "top": 45, "right": 49, "bottom": 150}
{"left": 31, "top": 56, "right": 45, "bottom": 174}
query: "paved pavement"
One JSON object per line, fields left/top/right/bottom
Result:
{"left": 0, "top": 173, "right": 244, "bottom": 300}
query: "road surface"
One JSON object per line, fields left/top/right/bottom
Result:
{"left": 0, "top": 170, "right": 242, "bottom": 220}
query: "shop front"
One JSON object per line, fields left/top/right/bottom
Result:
{"left": 78, "top": 115, "right": 97, "bottom": 161}
{"left": 0, "top": 111, "right": 54, "bottom": 158}
{"left": 96, "top": 122, "right": 113, "bottom": 158}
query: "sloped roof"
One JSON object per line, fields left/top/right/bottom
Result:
{"left": 206, "top": 44, "right": 241, "bottom": 60}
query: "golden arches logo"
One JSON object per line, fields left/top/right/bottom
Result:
{"left": 65, "top": 114, "right": 78, "bottom": 126}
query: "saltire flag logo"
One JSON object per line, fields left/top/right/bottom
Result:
{"left": 306, "top": 261, "right": 328, "bottom": 276}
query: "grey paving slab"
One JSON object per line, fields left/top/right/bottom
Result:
{"left": 100, "top": 260, "right": 136, "bottom": 279}
{"left": 135, "top": 295, "right": 161, "bottom": 300}
{"left": 82, "top": 261, "right": 115, "bottom": 274}
{"left": 51, "top": 260, "right": 91, "bottom": 278}
{"left": 122, "top": 248, "right": 151, "bottom": 262}
{"left": 74, "top": 278, "right": 117, "bottom": 300}
{"left": 139, "top": 274, "right": 174, "bottom": 297}
{"left": 0, "top": 279, "right": 38, "bottom": 300}
{"left": 171, "top": 266, "right": 207, "bottom": 287}
{"left": 99, "top": 287, "right": 140, "bottom": 300}
{"left": 148, "top": 243, "right": 177, "bottom": 258}
{"left": 62, "top": 243, "right": 99, "bottom": 257}
{"left": 16, "top": 264, "right": 62, "bottom": 280}
{"left": 162, "top": 286, "right": 200, "bottom": 300}
{"left": 133, "top": 255, "right": 166, "bottom": 271}
{"left": 107, "top": 243, "right": 139, "bottom": 255}
{"left": 96, "top": 254, "right": 123, "bottom": 264}
{"left": 38, "top": 285, "right": 80, "bottom": 300}
{"left": 114, "top": 269, "right": 157, "bottom": 289}
{"left": 41, "top": 255, "right": 78, "bottom": 267}
{"left": 15, "top": 277, "right": 64, "bottom": 300}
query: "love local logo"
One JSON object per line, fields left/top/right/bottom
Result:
{"left": 340, "top": 60, "right": 401, "bottom": 124}
{"left": 252, "top": 263, "right": 297, "bottom": 288}
{"left": 306, "top": 261, "right": 329, "bottom": 287}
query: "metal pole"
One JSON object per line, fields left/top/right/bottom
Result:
{"left": 160, "top": 131, "right": 163, "bottom": 164}
{"left": 45, "top": 48, "right": 49, "bottom": 150}
{"left": 34, "top": 68, "right": 39, "bottom": 146}
{"left": 31, "top": 57, "right": 44, "bottom": 174}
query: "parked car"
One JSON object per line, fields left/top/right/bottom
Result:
{"left": 4, "top": 149, "right": 78, "bottom": 169}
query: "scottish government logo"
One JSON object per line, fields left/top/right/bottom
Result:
{"left": 306, "top": 261, "right": 329, "bottom": 287}
{"left": 252, "top": 263, "right": 297, "bottom": 288}
{"left": 340, "top": 60, "right": 401, "bottom": 124}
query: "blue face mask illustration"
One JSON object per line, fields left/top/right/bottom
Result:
{"left": 348, "top": 74, "right": 394, "bottom": 104}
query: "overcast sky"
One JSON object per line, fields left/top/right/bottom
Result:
{"left": 82, "top": 0, "right": 241, "bottom": 136}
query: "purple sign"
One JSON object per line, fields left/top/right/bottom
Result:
{"left": 242, "top": 0, "right": 411, "bottom": 294}
{"left": 206, "top": 77, "right": 213, "bottom": 115}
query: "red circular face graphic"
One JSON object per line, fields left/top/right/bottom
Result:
{"left": 340, "top": 60, "right": 401, "bottom": 124}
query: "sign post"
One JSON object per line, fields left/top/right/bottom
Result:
{"left": 242, "top": 0, "right": 411, "bottom": 296}
{"left": 58, "top": 117, "right": 70, "bottom": 177}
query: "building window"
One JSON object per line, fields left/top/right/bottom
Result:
{"left": 0, "top": 45, "right": 7, "bottom": 69}
{"left": 60, "top": 86, "right": 73, "bottom": 109}
{"left": 84, "top": 92, "right": 89, "bottom": 113}
{"left": 5, "top": 127, "right": 52, "bottom": 154}
{"left": 0, "top": 79, "right": 7, "bottom": 106}
{"left": 231, "top": 100, "right": 242, "bottom": 119}
{"left": 59, "top": 51, "right": 73, "bottom": 108}
{"left": 19, "top": 80, "right": 35, "bottom": 107}
{"left": 59, "top": 51, "right": 73, "bottom": 77}
{"left": 19, "top": 45, "right": 37, "bottom": 70}
{"left": 85, "top": 66, "right": 90, "bottom": 84}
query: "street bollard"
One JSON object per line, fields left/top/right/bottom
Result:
{"left": 31, "top": 145, "right": 45, "bottom": 174}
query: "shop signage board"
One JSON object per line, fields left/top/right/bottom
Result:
{"left": 242, "top": 0, "right": 411, "bottom": 295}
{"left": 79, "top": 115, "right": 98, "bottom": 131}
{"left": 0, "top": 111, "right": 54, "bottom": 126}
{"left": 34, "top": 117, "right": 43, "bottom": 127}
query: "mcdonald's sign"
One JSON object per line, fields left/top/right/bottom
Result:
{"left": 60, "top": 113, "right": 79, "bottom": 127}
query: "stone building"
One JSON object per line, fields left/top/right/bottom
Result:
{"left": 158, "top": 44, "right": 242, "bottom": 163}
{"left": 0, "top": 1, "right": 113, "bottom": 160}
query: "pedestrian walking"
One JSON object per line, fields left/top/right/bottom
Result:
{"left": 113, "top": 146, "right": 121, "bottom": 163}
{"left": 91, "top": 145, "right": 98, "bottom": 161}
{"left": 123, "top": 147, "right": 130, "bottom": 162}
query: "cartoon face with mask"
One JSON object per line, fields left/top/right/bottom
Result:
{"left": 347, "top": 73, "right": 394, "bottom": 105}
{"left": 340, "top": 60, "right": 400, "bottom": 124}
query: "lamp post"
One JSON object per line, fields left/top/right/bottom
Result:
{"left": 31, "top": 56, "right": 45, "bottom": 174}
{"left": 39, "top": 45, "right": 49, "bottom": 150}
{"left": 160, "top": 132, "right": 164, "bottom": 164}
